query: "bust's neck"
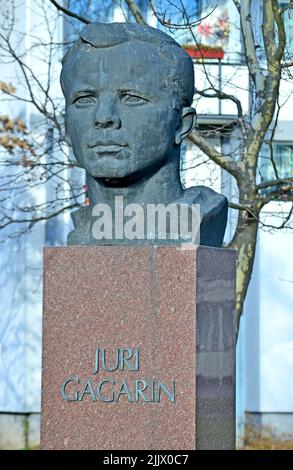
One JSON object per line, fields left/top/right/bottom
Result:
{"left": 87, "top": 151, "right": 183, "bottom": 210}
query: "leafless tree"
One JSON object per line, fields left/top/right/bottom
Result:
{"left": 0, "top": 0, "right": 292, "bottom": 332}
{"left": 125, "top": 0, "right": 293, "bottom": 330}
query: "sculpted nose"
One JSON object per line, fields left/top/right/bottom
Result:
{"left": 94, "top": 93, "right": 121, "bottom": 129}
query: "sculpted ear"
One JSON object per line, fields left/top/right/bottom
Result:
{"left": 175, "top": 107, "right": 197, "bottom": 145}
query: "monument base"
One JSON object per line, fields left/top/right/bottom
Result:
{"left": 41, "top": 245, "right": 236, "bottom": 450}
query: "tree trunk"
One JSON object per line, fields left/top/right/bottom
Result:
{"left": 229, "top": 210, "right": 259, "bottom": 335}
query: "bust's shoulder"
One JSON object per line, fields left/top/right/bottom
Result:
{"left": 67, "top": 206, "right": 92, "bottom": 245}
{"left": 67, "top": 186, "right": 228, "bottom": 247}
{"left": 180, "top": 185, "right": 227, "bottom": 207}
{"left": 178, "top": 185, "right": 228, "bottom": 247}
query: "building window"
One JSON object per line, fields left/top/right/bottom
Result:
{"left": 280, "top": 2, "right": 293, "bottom": 56}
{"left": 259, "top": 142, "right": 293, "bottom": 189}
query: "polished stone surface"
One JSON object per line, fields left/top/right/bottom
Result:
{"left": 195, "top": 247, "right": 237, "bottom": 449}
{"left": 41, "top": 245, "right": 236, "bottom": 450}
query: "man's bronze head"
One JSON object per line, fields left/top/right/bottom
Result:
{"left": 61, "top": 22, "right": 196, "bottom": 184}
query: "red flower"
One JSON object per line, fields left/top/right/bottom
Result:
{"left": 197, "top": 22, "right": 213, "bottom": 37}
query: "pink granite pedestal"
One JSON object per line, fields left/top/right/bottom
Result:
{"left": 41, "top": 245, "right": 236, "bottom": 450}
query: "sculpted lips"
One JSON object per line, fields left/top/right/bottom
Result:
{"left": 88, "top": 141, "right": 127, "bottom": 150}
{"left": 88, "top": 141, "right": 128, "bottom": 156}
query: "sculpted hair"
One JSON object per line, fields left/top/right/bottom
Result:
{"left": 60, "top": 22, "right": 194, "bottom": 107}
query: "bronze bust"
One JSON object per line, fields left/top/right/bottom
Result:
{"left": 60, "top": 23, "right": 227, "bottom": 246}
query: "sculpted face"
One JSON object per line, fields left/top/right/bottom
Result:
{"left": 62, "top": 41, "right": 183, "bottom": 182}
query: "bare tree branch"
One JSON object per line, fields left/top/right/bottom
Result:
{"left": 195, "top": 87, "right": 243, "bottom": 119}
{"left": 256, "top": 177, "right": 293, "bottom": 191}
{"left": 188, "top": 129, "right": 239, "bottom": 176}
{"left": 125, "top": 0, "right": 147, "bottom": 24}
{"left": 148, "top": 0, "right": 217, "bottom": 29}
{"left": 238, "top": 0, "right": 265, "bottom": 91}
{"left": 48, "top": 0, "right": 91, "bottom": 24}
{"left": 272, "top": 0, "right": 286, "bottom": 62}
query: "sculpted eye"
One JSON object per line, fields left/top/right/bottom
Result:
{"left": 121, "top": 94, "right": 148, "bottom": 105}
{"left": 74, "top": 95, "right": 96, "bottom": 106}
